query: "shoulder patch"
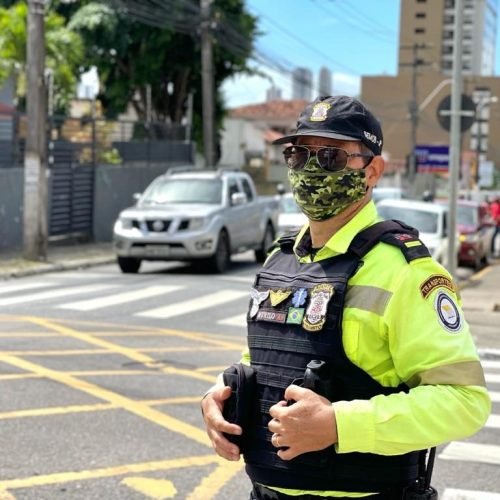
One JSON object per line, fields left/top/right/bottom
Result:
{"left": 420, "top": 274, "right": 455, "bottom": 299}
{"left": 380, "top": 233, "right": 431, "bottom": 263}
{"left": 435, "top": 291, "right": 463, "bottom": 333}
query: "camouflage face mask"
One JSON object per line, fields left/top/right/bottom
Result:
{"left": 288, "top": 156, "right": 367, "bottom": 221}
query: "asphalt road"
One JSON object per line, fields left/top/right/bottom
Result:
{"left": 0, "top": 255, "right": 498, "bottom": 500}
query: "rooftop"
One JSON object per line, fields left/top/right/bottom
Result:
{"left": 229, "top": 99, "right": 307, "bottom": 121}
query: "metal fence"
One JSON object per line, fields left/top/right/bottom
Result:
{"left": 0, "top": 112, "right": 194, "bottom": 168}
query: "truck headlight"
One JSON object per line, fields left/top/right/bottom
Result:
{"left": 115, "top": 218, "right": 133, "bottom": 230}
{"left": 189, "top": 217, "right": 207, "bottom": 231}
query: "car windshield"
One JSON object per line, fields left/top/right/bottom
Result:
{"left": 456, "top": 205, "right": 479, "bottom": 226}
{"left": 378, "top": 206, "right": 439, "bottom": 234}
{"left": 141, "top": 179, "right": 222, "bottom": 204}
{"left": 279, "top": 196, "right": 301, "bottom": 214}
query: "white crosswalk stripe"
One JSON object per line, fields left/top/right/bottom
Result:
{"left": 481, "top": 360, "right": 500, "bottom": 370}
{"left": 57, "top": 285, "right": 183, "bottom": 311}
{"left": 217, "top": 313, "right": 247, "bottom": 327}
{"left": 489, "top": 391, "right": 500, "bottom": 403}
{"left": 0, "top": 284, "right": 115, "bottom": 306}
{"left": 485, "top": 373, "right": 500, "bottom": 384}
{"left": 0, "top": 281, "right": 54, "bottom": 296}
{"left": 439, "top": 442, "right": 500, "bottom": 466}
{"left": 442, "top": 488, "right": 500, "bottom": 499}
{"left": 486, "top": 413, "right": 500, "bottom": 429}
{"left": 136, "top": 290, "right": 249, "bottom": 319}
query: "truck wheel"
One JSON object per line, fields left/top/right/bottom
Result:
{"left": 117, "top": 256, "right": 141, "bottom": 273}
{"left": 206, "top": 230, "right": 230, "bottom": 273}
{"left": 255, "top": 223, "right": 275, "bottom": 263}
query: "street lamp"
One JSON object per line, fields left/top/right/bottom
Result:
{"left": 474, "top": 95, "right": 498, "bottom": 186}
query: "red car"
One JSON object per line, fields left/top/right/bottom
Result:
{"left": 455, "top": 200, "right": 495, "bottom": 269}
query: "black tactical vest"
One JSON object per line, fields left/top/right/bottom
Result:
{"left": 244, "top": 220, "right": 430, "bottom": 492}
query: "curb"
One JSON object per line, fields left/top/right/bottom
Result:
{"left": 0, "top": 256, "right": 116, "bottom": 280}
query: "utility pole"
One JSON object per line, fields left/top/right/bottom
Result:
{"left": 23, "top": 0, "right": 48, "bottom": 261}
{"left": 400, "top": 43, "right": 431, "bottom": 184}
{"left": 447, "top": 0, "right": 464, "bottom": 280}
{"left": 200, "top": 0, "right": 216, "bottom": 168}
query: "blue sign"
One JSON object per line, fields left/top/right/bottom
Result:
{"left": 415, "top": 145, "right": 449, "bottom": 172}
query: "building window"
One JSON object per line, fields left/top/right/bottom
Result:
{"left": 417, "top": 0, "right": 427, "bottom": 3}
{"left": 415, "top": 28, "right": 426, "bottom": 34}
{"left": 416, "top": 12, "right": 426, "bottom": 18}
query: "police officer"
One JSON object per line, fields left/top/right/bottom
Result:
{"left": 201, "top": 95, "right": 491, "bottom": 499}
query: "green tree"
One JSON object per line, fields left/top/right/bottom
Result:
{"left": 0, "top": 1, "right": 84, "bottom": 113}
{"left": 67, "top": 0, "right": 258, "bottom": 147}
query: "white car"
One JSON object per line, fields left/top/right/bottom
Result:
{"left": 376, "top": 199, "right": 459, "bottom": 266}
{"left": 372, "top": 187, "right": 407, "bottom": 205}
{"left": 276, "top": 193, "right": 308, "bottom": 236}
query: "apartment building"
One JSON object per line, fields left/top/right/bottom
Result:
{"left": 362, "top": 0, "right": 500, "bottom": 186}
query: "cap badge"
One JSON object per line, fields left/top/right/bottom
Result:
{"left": 310, "top": 102, "right": 331, "bottom": 122}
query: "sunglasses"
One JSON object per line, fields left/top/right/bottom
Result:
{"left": 283, "top": 145, "right": 374, "bottom": 172}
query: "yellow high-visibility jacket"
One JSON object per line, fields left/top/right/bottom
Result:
{"left": 240, "top": 201, "right": 491, "bottom": 498}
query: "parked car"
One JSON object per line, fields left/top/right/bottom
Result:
{"left": 372, "top": 187, "right": 408, "bottom": 205}
{"left": 376, "top": 199, "right": 459, "bottom": 266}
{"left": 438, "top": 199, "right": 494, "bottom": 269}
{"left": 113, "top": 168, "right": 279, "bottom": 273}
{"left": 276, "top": 192, "right": 308, "bottom": 236}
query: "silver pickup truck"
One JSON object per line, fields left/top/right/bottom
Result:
{"left": 113, "top": 168, "right": 279, "bottom": 273}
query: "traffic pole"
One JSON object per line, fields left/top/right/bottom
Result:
{"left": 447, "top": 0, "right": 463, "bottom": 280}
{"left": 201, "top": 0, "right": 216, "bottom": 169}
{"left": 23, "top": 0, "right": 48, "bottom": 261}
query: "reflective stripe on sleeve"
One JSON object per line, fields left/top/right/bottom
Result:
{"left": 406, "top": 360, "right": 487, "bottom": 388}
{"left": 345, "top": 285, "right": 393, "bottom": 316}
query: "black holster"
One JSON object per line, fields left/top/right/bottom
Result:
{"left": 222, "top": 363, "right": 256, "bottom": 452}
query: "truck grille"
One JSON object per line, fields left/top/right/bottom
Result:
{"left": 132, "top": 220, "right": 171, "bottom": 232}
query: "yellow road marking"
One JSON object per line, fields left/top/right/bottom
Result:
{"left": 0, "top": 396, "right": 201, "bottom": 420}
{"left": 187, "top": 461, "right": 244, "bottom": 500}
{"left": 0, "top": 354, "right": 211, "bottom": 447}
{"left": 121, "top": 477, "right": 177, "bottom": 499}
{"left": 0, "top": 346, "right": 237, "bottom": 356}
{"left": 0, "top": 456, "right": 220, "bottom": 490}
{"left": 20, "top": 318, "right": 221, "bottom": 383}
{"left": 471, "top": 265, "right": 492, "bottom": 281}
{"left": 0, "top": 490, "right": 16, "bottom": 500}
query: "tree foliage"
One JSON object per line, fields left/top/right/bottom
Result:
{"left": 0, "top": 1, "right": 84, "bottom": 113}
{"left": 67, "top": 0, "right": 258, "bottom": 146}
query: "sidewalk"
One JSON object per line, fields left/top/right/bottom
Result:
{"left": 0, "top": 242, "right": 116, "bottom": 280}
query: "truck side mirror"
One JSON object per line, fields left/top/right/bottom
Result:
{"left": 133, "top": 193, "right": 142, "bottom": 202}
{"left": 231, "top": 192, "right": 247, "bottom": 206}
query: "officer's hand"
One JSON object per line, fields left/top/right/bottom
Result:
{"left": 268, "top": 384, "right": 338, "bottom": 461}
{"left": 201, "top": 385, "right": 242, "bottom": 461}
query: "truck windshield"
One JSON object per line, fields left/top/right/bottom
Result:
{"left": 141, "top": 179, "right": 223, "bottom": 204}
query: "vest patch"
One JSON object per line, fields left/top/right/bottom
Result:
{"left": 303, "top": 283, "right": 334, "bottom": 332}
{"left": 420, "top": 274, "right": 455, "bottom": 299}
{"left": 256, "top": 308, "right": 287, "bottom": 323}
{"left": 291, "top": 288, "right": 308, "bottom": 307}
{"left": 269, "top": 289, "right": 292, "bottom": 306}
{"left": 249, "top": 288, "right": 269, "bottom": 318}
{"left": 435, "top": 291, "right": 462, "bottom": 333}
{"left": 286, "top": 307, "right": 305, "bottom": 324}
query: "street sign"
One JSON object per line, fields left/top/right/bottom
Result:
{"left": 478, "top": 160, "right": 494, "bottom": 187}
{"left": 437, "top": 94, "right": 476, "bottom": 132}
{"left": 415, "top": 145, "right": 449, "bottom": 172}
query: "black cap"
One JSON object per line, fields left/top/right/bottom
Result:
{"left": 273, "top": 95, "right": 383, "bottom": 156}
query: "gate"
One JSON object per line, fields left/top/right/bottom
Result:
{"left": 48, "top": 136, "right": 95, "bottom": 239}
